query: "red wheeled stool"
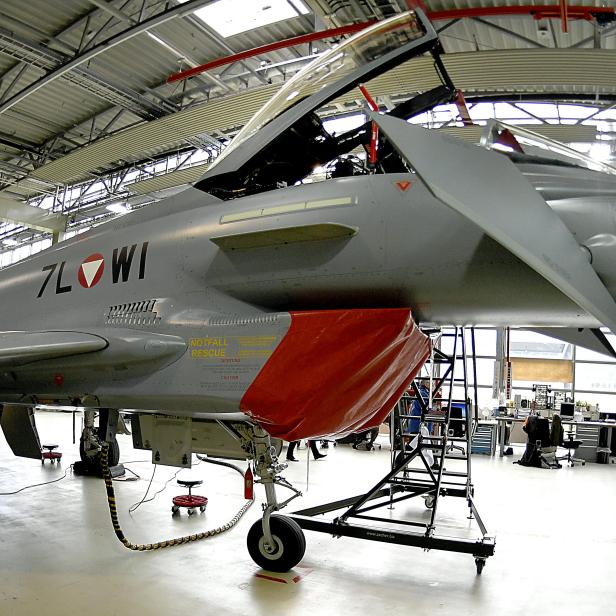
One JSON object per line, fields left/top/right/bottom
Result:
{"left": 41, "top": 445, "right": 62, "bottom": 465}
{"left": 172, "top": 479, "right": 208, "bottom": 516}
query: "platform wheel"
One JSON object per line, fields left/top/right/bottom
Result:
{"left": 171, "top": 505, "right": 179, "bottom": 515}
{"left": 475, "top": 558, "right": 486, "bottom": 575}
{"left": 247, "top": 515, "right": 306, "bottom": 573}
{"left": 200, "top": 506, "right": 206, "bottom": 513}
{"left": 424, "top": 495, "right": 435, "bottom": 509}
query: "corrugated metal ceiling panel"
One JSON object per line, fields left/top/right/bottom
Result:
{"left": 442, "top": 124, "right": 597, "bottom": 142}
{"left": 54, "top": 0, "right": 165, "bottom": 50}
{"left": 0, "top": 78, "right": 111, "bottom": 144}
{"left": 29, "top": 47, "right": 616, "bottom": 184}
{"left": 125, "top": 122, "right": 597, "bottom": 194}
{"left": 126, "top": 162, "right": 210, "bottom": 194}
{"left": 87, "top": 35, "right": 183, "bottom": 90}
{"left": 439, "top": 17, "right": 603, "bottom": 54}
{"left": 0, "top": 0, "right": 321, "bottom": 154}
{"left": 354, "top": 48, "right": 616, "bottom": 100}
{"left": 1, "top": 0, "right": 92, "bottom": 41}
{"left": 29, "top": 79, "right": 105, "bottom": 123}
{"left": 429, "top": 0, "right": 615, "bottom": 53}
{"left": 31, "top": 83, "right": 277, "bottom": 182}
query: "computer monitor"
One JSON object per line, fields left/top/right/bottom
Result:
{"left": 560, "top": 402, "right": 575, "bottom": 419}
{"left": 450, "top": 402, "right": 467, "bottom": 418}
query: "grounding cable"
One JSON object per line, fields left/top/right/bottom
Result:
{"left": 100, "top": 442, "right": 254, "bottom": 551}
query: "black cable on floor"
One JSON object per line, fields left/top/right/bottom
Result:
{"left": 128, "top": 465, "right": 158, "bottom": 513}
{"left": 0, "top": 465, "right": 72, "bottom": 495}
{"left": 100, "top": 443, "right": 254, "bottom": 551}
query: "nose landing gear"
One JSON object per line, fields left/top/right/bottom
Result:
{"left": 74, "top": 408, "right": 123, "bottom": 477}
{"left": 247, "top": 515, "right": 306, "bottom": 572}
{"left": 241, "top": 425, "right": 304, "bottom": 572}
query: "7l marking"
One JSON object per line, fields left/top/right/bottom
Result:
{"left": 37, "top": 241, "right": 148, "bottom": 298}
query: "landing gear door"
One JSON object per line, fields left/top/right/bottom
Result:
{"left": 145, "top": 415, "right": 193, "bottom": 468}
{"left": 0, "top": 404, "right": 42, "bottom": 459}
{"left": 131, "top": 415, "right": 282, "bottom": 462}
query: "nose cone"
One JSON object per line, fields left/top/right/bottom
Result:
{"left": 240, "top": 308, "right": 430, "bottom": 440}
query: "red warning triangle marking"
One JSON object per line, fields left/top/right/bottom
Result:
{"left": 78, "top": 253, "right": 105, "bottom": 288}
{"left": 396, "top": 180, "right": 412, "bottom": 192}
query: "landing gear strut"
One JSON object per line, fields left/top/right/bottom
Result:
{"left": 241, "top": 426, "right": 304, "bottom": 572}
{"left": 74, "top": 409, "right": 123, "bottom": 476}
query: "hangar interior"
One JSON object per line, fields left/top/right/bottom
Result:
{"left": 1, "top": 1, "right": 616, "bottom": 614}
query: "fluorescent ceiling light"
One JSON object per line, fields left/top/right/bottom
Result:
{"left": 106, "top": 203, "right": 130, "bottom": 214}
{"left": 146, "top": 32, "right": 198, "bottom": 68}
{"left": 2, "top": 238, "right": 18, "bottom": 246}
{"left": 181, "top": 0, "right": 310, "bottom": 38}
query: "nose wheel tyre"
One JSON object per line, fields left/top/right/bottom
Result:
{"left": 247, "top": 515, "right": 306, "bottom": 572}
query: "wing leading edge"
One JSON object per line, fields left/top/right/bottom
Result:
{"left": 0, "top": 331, "right": 107, "bottom": 367}
{"left": 372, "top": 113, "right": 616, "bottom": 336}
{"left": 0, "top": 330, "right": 187, "bottom": 371}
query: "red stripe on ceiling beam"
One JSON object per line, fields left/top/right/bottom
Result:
{"left": 167, "top": 21, "right": 375, "bottom": 83}
{"left": 427, "top": 4, "right": 608, "bottom": 21}
{"left": 167, "top": 5, "right": 614, "bottom": 83}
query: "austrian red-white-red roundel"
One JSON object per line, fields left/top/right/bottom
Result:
{"left": 78, "top": 253, "right": 105, "bottom": 288}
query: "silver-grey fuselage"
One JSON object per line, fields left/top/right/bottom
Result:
{"left": 0, "top": 168, "right": 613, "bottom": 411}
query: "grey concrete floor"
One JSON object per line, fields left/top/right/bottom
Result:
{"left": 1, "top": 411, "right": 615, "bottom": 616}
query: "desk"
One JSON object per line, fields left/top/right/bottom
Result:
{"left": 495, "top": 416, "right": 616, "bottom": 459}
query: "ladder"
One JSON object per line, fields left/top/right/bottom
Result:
{"left": 391, "top": 327, "right": 479, "bottom": 531}
{"left": 289, "top": 326, "right": 495, "bottom": 574}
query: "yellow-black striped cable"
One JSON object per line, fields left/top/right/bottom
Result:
{"left": 100, "top": 442, "right": 254, "bottom": 551}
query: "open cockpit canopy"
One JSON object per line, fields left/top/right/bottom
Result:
{"left": 195, "top": 10, "right": 456, "bottom": 199}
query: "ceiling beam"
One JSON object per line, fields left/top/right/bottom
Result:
{"left": 0, "top": 0, "right": 218, "bottom": 116}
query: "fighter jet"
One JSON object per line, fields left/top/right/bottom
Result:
{"left": 1, "top": 10, "right": 616, "bottom": 570}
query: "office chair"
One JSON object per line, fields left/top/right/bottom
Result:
{"left": 537, "top": 414, "right": 564, "bottom": 469}
{"left": 557, "top": 431, "right": 586, "bottom": 467}
{"left": 517, "top": 415, "right": 561, "bottom": 468}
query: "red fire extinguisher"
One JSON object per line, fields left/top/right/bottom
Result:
{"left": 244, "top": 464, "right": 254, "bottom": 500}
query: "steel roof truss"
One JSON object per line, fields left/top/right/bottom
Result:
{"left": 471, "top": 17, "right": 548, "bottom": 49}
{"left": 0, "top": 0, "right": 219, "bottom": 117}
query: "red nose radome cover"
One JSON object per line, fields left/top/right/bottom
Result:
{"left": 240, "top": 309, "right": 430, "bottom": 441}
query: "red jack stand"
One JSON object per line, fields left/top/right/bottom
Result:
{"left": 171, "top": 479, "right": 208, "bottom": 516}
{"left": 41, "top": 444, "right": 62, "bottom": 465}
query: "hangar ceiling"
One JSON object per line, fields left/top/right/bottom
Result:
{"left": 1, "top": 0, "right": 616, "bottom": 251}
